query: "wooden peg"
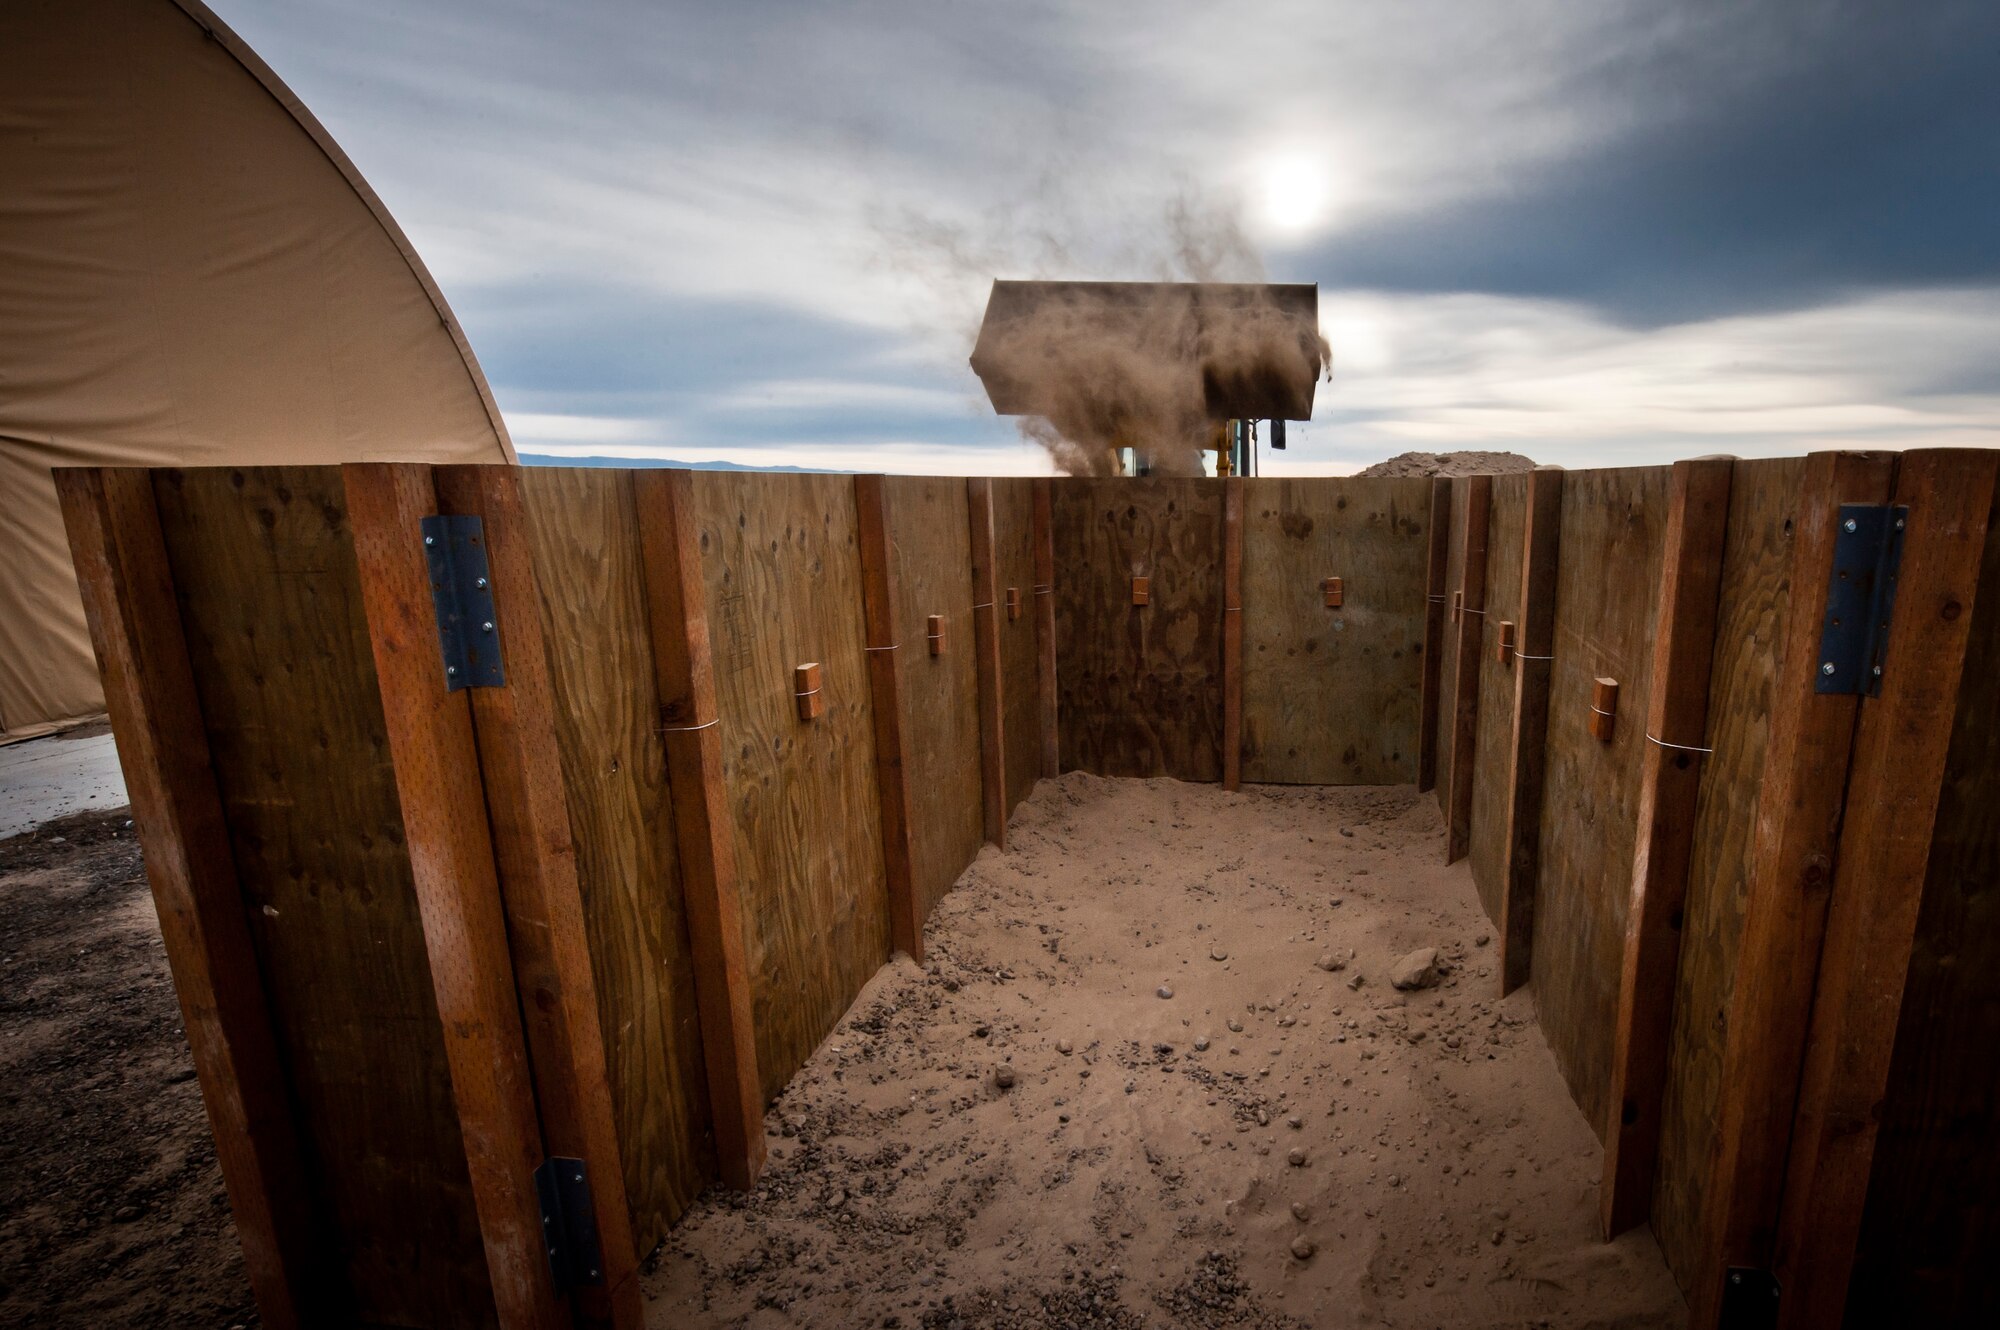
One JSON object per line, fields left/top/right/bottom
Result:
{"left": 927, "top": 614, "right": 947, "bottom": 657}
{"left": 1005, "top": 586, "right": 1022, "bottom": 621}
{"left": 795, "top": 662, "right": 824, "bottom": 721}
{"left": 1497, "top": 619, "right": 1516, "bottom": 664}
{"left": 1131, "top": 574, "right": 1150, "bottom": 606}
{"left": 1590, "top": 677, "right": 1619, "bottom": 742}
{"left": 1323, "top": 576, "right": 1344, "bottom": 609}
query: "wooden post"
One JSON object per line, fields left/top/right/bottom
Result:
{"left": 1033, "top": 478, "right": 1059, "bottom": 777}
{"left": 1445, "top": 476, "right": 1492, "bottom": 862}
{"left": 55, "top": 468, "right": 327, "bottom": 1330}
{"left": 854, "top": 475, "right": 922, "bottom": 962}
{"left": 967, "top": 477, "right": 1008, "bottom": 848}
{"left": 341, "top": 463, "right": 566, "bottom": 1330}
{"left": 1688, "top": 451, "right": 1896, "bottom": 1330}
{"left": 1222, "top": 477, "right": 1244, "bottom": 791}
{"left": 1417, "top": 477, "right": 1452, "bottom": 793}
{"left": 1769, "top": 449, "right": 1998, "bottom": 1329}
{"left": 629, "top": 469, "right": 767, "bottom": 1191}
{"left": 1600, "top": 456, "right": 1736, "bottom": 1238}
{"left": 1497, "top": 465, "right": 1564, "bottom": 995}
{"left": 433, "top": 465, "right": 643, "bottom": 1330}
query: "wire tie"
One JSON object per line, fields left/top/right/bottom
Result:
{"left": 1514, "top": 651, "right": 1555, "bottom": 661}
{"left": 660, "top": 717, "right": 720, "bottom": 733}
{"left": 1647, "top": 733, "right": 1714, "bottom": 755}
{"left": 864, "top": 643, "right": 899, "bottom": 652}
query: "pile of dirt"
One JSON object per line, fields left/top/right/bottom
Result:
{"left": 1354, "top": 451, "right": 1537, "bottom": 478}
{"left": 0, "top": 809, "right": 256, "bottom": 1328}
{"left": 651, "top": 775, "right": 1683, "bottom": 1328}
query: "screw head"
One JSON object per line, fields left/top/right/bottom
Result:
{"left": 424, "top": 535, "right": 435, "bottom": 546}
{"left": 1873, "top": 665, "right": 1883, "bottom": 676}
{"left": 1844, "top": 517, "right": 1858, "bottom": 533}
{"left": 1821, "top": 661, "right": 1837, "bottom": 676}
{"left": 475, "top": 576, "right": 488, "bottom": 589}
{"left": 1895, "top": 517, "right": 1906, "bottom": 530}
{"left": 481, "top": 621, "right": 494, "bottom": 632}
{"left": 446, "top": 665, "right": 458, "bottom": 677}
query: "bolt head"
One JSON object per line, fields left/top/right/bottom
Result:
{"left": 481, "top": 621, "right": 494, "bottom": 632}
{"left": 446, "top": 665, "right": 458, "bottom": 676}
{"left": 475, "top": 576, "right": 488, "bottom": 589}
{"left": 1821, "top": 661, "right": 1837, "bottom": 676}
{"left": 1895, "top": 517, "right": 1906, "bottom": 530}
{"left": 424, "top": 535, "right": 435, "bottom": 545}
{"left": 1873, "top": 665, "right": 1883, "bottom": 676}
{"left": 1844, "top": 518, "right": 1858, "bottom": 533}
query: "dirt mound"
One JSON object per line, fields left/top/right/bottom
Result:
{"left": 1355, "top": 450, "right": 1537, "bottom": 478}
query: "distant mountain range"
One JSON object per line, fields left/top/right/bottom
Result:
{"left": 518, "top": 453, "right": 833, "bottom": 473}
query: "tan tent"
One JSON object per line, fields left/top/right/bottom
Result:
{"left": 0, "top": 0, "right": 515, "bottom": 742}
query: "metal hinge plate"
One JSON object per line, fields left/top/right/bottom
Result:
{"left": 1718, "top": 1266, "right": 1780, "bottom": 1330}
{"left": 1815, "top": 503, "right": 1906, "bottom": 695}
{"left": 534, "top": 1156, "right": 605, "bottom": 1292}
{"left": 420, "top": 515, "right": 504, "bottom": 691}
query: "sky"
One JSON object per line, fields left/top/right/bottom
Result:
{"left": 215, "top": 0, "right": 2000, "bottom": 475}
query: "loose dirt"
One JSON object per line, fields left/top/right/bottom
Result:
{"left": 1354, "top": 452, "right": 1537, "bottom": 478}
{"left": 0, "top": 809, "right": 257, "bottom": 1328}
{"left": 651, "top": 774, "right": 1685, "bottom": 1328}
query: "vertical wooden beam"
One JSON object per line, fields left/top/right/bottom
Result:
{"left": 1033, "top": 477, "right": 1060, "bottom": 778}
{"left": 1497, "top": 465, "right": 1564, "bottom": 995}
{"left": 341, "top": 463, "right": 566, "bottom": 1330}
{"left": 1770, "top": 449, "right": 1999, "bottom": 1329}
{"left": 1600, "top": 456, "right": 1736, "bottom": 1238}
{"left": 56, "top": 467, "right": 326, "bottom": 1330}
{"left": 1221, "top": 477, "right": 1245, "bottom": 791}
{"left": 1688, "top": 451, "right": 1896, "bottom": 1330}
{"left": 967, "top": 477, "right": 1008, "bottom": 848}
{"left": 1444, "top": 475, "right": 1492, "bottom": 862}
{"left": 854, "top": 475, "right": 922, "bottom": 962}
{"left": 433, "top": 465, "right": 642, "bottom": 1330}
{"left": 629, "top": 469, "right": 767, "bottom": 1190}
{"left": 1417, "top": 477, "right": 1452, "bottom": 793}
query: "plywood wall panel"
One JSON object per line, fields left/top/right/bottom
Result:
{"left": 1845, "top": 495, "right": 2000, "bottom": 1324}
{"left": 1467, "top": 473, "right": 1528, "bottom": 922}
{"left": 1434, "top": 479, "right": 1470, "bottom": 818}
{"left": 1239, "top": 477, "right": 1431, "bottom": 785}
{"left": 152, "top": 466, "right": 494, "bottom": 1328}
{"left": 1530, "top": 465, "right": 1672, "bottom": 1137}
{"left": 993, "top": 478, "right": 1043, "bottom": 815}
{"left": 515, "top": 467, "right": 713, "bottom": 1247}
{"left": 1053, "top": 478, "right": 1225, "bottom": 781}
{"left": 1645, "top": 457, "right": 1801, "bottom": 1289}
{"left": 881, "top": 477, "right": 983, "bottom": 929}
{"left": 692, "top": 472, "right": 890, "bottom": 1101}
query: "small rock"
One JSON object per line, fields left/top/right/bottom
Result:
{"left": 1227, "top": 1019, "right": 1244, "bottom": 1033}
{"left": 1338, "top": 827, "right": 1354, "bottom": 838}
{"left": 1346, "top": 973, "right": 1365, "bottom": 990}
{"left": 995, "top": 1066, "right": 1017, "bottom": 1090}
{"left": 1157, "top": 984, "right": 1175, "bottom": 1000}
{"left": 1390, "top": 947, "right": 1441, "bottom": 991}
{"left": 1290, "top": 1235, "right": 1316, "bottom": 1260}
{"left": 1210, "top": 946, "right": 1228, "bottom": 961}
{"left": 1287, "top": 1115, "right": 1302, "bottom": 1129}
{"left": 1490, "top": 1229, "right": 1505, "bottom": 1246}
{"left": 1193, "top": 1035, "right": 1210, "bottom": 1051}
{"left": 1057, "top": 1038, "right": 1073, "bottom": 1055}
{"left": 1475, "top": 934, "right": 1491, "bottom": 947}
{"left": 1291, "top": 1202, "right": 1312, "bottom": 1222}
{"left": 1287, "top": 1148, "right": 1308, "bottom": 1167}
{"left": 1315, "top": 952, "right": 1345, "bottom": 973}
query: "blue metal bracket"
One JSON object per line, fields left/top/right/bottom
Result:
{"left": 1814, "top": 504, "right": 1906, "bottom": 696}
{"left": 420, "top": 515, "right": 504, "bottom": 691}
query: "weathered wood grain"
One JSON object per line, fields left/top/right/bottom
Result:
{"left": 1446, "top": 477, "right": 1492, "bottom": 861}
{"left": 438, "top": 464, "right": 644, "bottom": 1328}
{"left": 967, "top": 479, "right": 1008, "bottom": 845}
{"left": 1687, "top": 452, "right": 1896, "bottom": 1329}
{"left": 880, "top": 477, "right": 982, "bottom": 934}
{"left": 57, "top": 468, "right": 327, "bottom": 1330}
{"left": 344, "top": 463, "right": 563, "bottom": 1330}
{"left": 1433, "top": 479, "right": 1468, "bottom": 815}
{"left": 689, "top": 471, "right": 890, "bottom": 1102}
{"left": 1034, "top": 479, "right": 1059, "bottom": 777}
{"left": 992, "top": 478, "right": 1042, "bottom": 817}
{"left": 855, "top": 477, "right": 920, "bottom": 961}
{"left": 1418, "top": 479, "right": 1452, "bottom": 793}
{"left": 1053, "top": 478, "right": 1225, "bottom": 781}
{"left": 1497, "top": 467, "right": 1566, "bottom": 995}
{"left": 514, "top": 467, "right": 715, "bottom": 1245}
{"left": 1530, "top": 464, "right": 1673, "bottom": 1138}
{"left": 1222, "top": 478, "right": 1244, "bottom": 790}
{"left": 630, "top": 469, "right": 767, "bottom": 1192}
{"left": 1601, "top": 456, "right": 1736, "bottom": 1238}
{"left": 1772, "top": 449, "right": 1999, "bottom": 1329}
{"left": 153, "top": 465, "right": 495, "bottom": 1328}
{"left": 1468, "top": 473, "right": 1528, "bottom": 921}
{"left": 1846, "top": 478, "right": 2000, "bottom": 1324}
{"left": 1647, "top": 456, "right": 1803, "bottom": 1292}
{"left": 1239, "top": 477, "right": 1431, "bottom": 785}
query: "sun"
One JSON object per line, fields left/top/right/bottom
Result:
{"left": 1256, "top": 152, "right": 1333, "bottom": 238}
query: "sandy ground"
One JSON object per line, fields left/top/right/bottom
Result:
{"left": 0, "top": 774, "right": 1685, "bottom": 1328}
{"left": 651, "top": 774, "right": 1685, "bottom": 1329}
{"left": 0, "top": 809, "right": 257, "bottom": 1328}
